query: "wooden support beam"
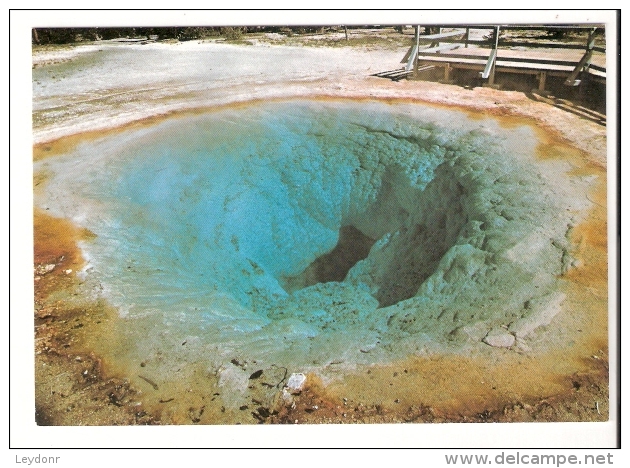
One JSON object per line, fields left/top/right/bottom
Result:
{"left": 405, "top": 27, "right": 462, "bottom": 72}
{"left": 479, "top": 26, "right": 500, "bottom": 83}
{"left": 479, "top": 48, "right": 497, "bottom": 79}
{"left": 413, "top": 25, "right": 420, "bottom": 76}
{"left": 496, "top": 40, "right": 599, "bottom": 50}
{"left": 421, "top": 43, "right": 462, "bottom": 54}
{"left": 414, "top": 52, "right": 587, "bottom": 68}
{"left": 538, "top": 71, "right": 547, "bottom": 91}
{"left": 401, "top": 44, "right": 414, "bottom": 64}
{"left": 585, "top": 27, "right": 597, "bottom": 49}
{"left": 443, "top": 63, "right": 452, "bottom": 82}
{"left": 564, "top": 27, "right": 597, "bottom": 86}
{"left": 491, "top": 26, "right": 500, "bottom": 84}
{"left": 417, "top": 29, "right": 466, "bottom": 42}
{"left": 564, "top": 49, "right": 593, "bottom": 86}
{"left": 405, "top": 44, "right": 419, "bottom": 71}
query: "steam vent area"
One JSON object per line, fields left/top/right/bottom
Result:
{"left": 32, "top": 27, "right": 608, "bottom": 426}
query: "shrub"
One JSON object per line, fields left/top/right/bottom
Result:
{"left": 221, "top": 27, "right": 244, "bottom": 40}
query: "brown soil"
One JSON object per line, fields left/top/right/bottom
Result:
{"left": 34, "top": 208, "right": 157, "bottom": 425}
{"left": 268, "top": 353, "right": 609, "bottom": 424}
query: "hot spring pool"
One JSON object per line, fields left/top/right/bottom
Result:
{"left": 34, "top": 99, "right": 585, "bottom": 386}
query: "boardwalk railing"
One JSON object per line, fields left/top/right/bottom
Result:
{"left": 398, "top": 25, "right": 605, "bottom": 90}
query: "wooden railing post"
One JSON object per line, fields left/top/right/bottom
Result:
{"left": 564, "top": 27, "right": 596, "bottom": 86}
{"left": 480, "top": 26, "right": 500, "bottom": 86}
{"left": 413, "top": 25, "right": 420, "bottom": 77}
{"left": 489, "top": 26, "right": 500, "bottom": 85}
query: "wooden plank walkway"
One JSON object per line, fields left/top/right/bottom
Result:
{"left": 386, "top": 25, "right": 606, "bottom": 90}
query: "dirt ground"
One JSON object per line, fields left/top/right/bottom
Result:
{"left": 29, "top": 30, "right": 612, "bottom": 430}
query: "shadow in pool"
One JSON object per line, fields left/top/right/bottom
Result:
{"left": 281, "top": 225, "right": 376, "bottom": 293}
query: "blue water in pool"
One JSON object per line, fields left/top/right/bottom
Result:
{"left": 35, "top": 99, "right": 571, "bottom": 368}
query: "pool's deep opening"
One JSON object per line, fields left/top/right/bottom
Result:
{"left": 280, "top": 225, "right": 376, "bottom": 293}
{"left": 276, "top": 160, "right": 469, "bottom": 308}
{"left": 371, "top": 174, "right": 468, "bottom": 308}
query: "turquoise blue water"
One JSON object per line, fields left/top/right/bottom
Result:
{"left": 36, "top": 100, "right": 573, "bottom": 369}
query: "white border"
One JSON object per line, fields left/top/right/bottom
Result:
{"left": 9, "top": 9, "right": 621, "bottom": 455}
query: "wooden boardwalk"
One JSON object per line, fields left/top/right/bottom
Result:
{"left": 378, "top": 25, "right": 606, "bottom": 92}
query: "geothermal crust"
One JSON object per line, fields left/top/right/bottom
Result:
{"left": 34, "top": 100, "right": 591, "bottom": 379}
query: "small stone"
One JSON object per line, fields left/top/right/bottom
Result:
{"left": 285, "top": 373, "right": 307, "bottom": 394}
{"left": 571, "top": 259, "right": 583, "bottom": 268}
{"left": 483, "top": 328, "right": 516, "bottom": 348}
{"left": 35, "top": 264, "right": 55, "bottom": 275}
{"left": 281, "top": 388, "right": 294, "bottom": 405}
{"left": 249, "top": 369, "right": 263, "bottom": 379}
{"left": 65, "top": 269, "right": 73, "bottom": 274}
